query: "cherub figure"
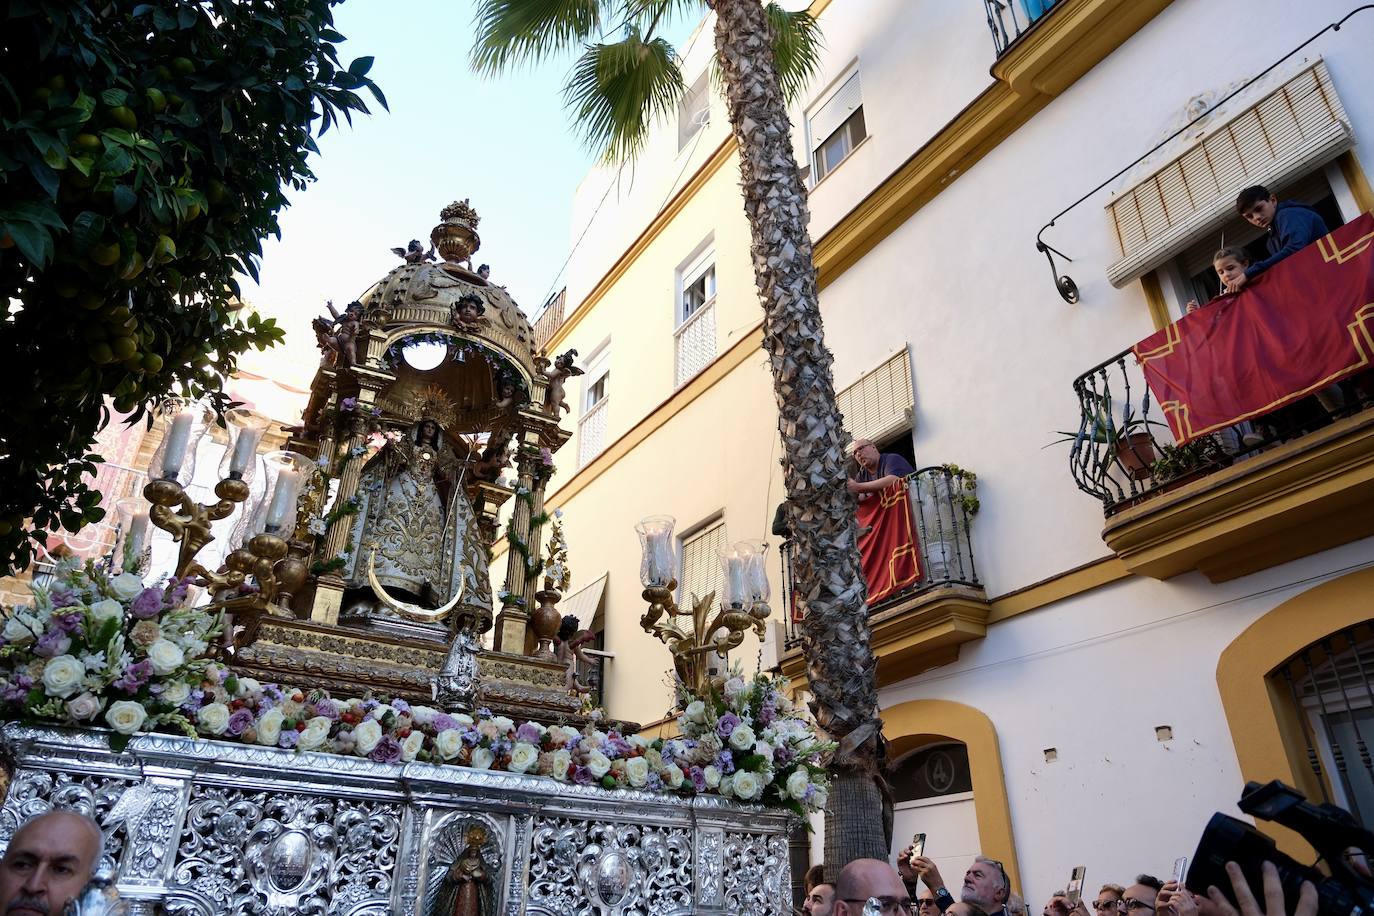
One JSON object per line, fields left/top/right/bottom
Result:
{"left": 450, "top": 293, "right": 486, "bottom": 326}
{"left": 555, "top": 614, "right": 596, "bottom": 695}
{"left": 492, "top": 374, "right": 520, "bottom": 412}
{"left": 314, "top": 300, "right": 362, "bottom": 366}
{"left": 392, "top": 239, "right": 436, "bottom": 264}
{"left": 470, "top": 430, "right": 513, "bottom": 482}
{"left": 543, "top": 349, "right": 583, "bottom": 416}
{"left": 476, "top": 264, "right": 490, "bottom": 281}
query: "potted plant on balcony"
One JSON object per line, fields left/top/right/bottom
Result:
{"left": 1050, "top": 396, "right": 1164, "bottom": 482}
{"left": 1149, "top": 435, "right": 1229, "bottom": 487}
{"left": 919, "top": 466, "right": 979, "bottom": 583}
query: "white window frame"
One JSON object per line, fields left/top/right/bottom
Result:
{"left": 676, "top": 244, "right": 716, "bottom": 328}
{"left": 581, "top": 339, "right": 611, "bottom": 416}
{"left": 804, "top": 65, "right": 866, "bottom": 186}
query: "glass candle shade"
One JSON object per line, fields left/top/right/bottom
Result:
{"left": 635, "top": 515, "right": 677, "bottom": 588}
{"left": 253, "top": 450, "right": 313, "bottom": 535}
{"left": 717, "top": 544, "right": 746, "bottom": 608}
{"left": 735, "top": 539, "right": 770, "bottom": 604}
{"left": 147, "top": 398, "right": 212, "bottom": 485}
{"left": 114, "top": 496, "right": 150, "bottom": 568}
{"left": 219, "top": 408, "right": 272, "bottom": 483}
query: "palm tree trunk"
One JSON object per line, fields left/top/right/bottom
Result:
{"left": 710, "top": 0, "right": 888, "bottom": 878}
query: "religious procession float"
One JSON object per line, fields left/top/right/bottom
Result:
{"left": 0, "top": 202, "right": 829, "bottom": 914}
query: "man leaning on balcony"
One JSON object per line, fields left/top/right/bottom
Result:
{"left": 847, "top": 439, "right": 915, "bottom": 502}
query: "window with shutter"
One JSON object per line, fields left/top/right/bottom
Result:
{"left": 836, "top": 349, "right": 914, "bottom": 446}
{"left": 679, "top": 520, "right": 726, "bottom": 609}
{"left": 806, "top": 69, "right": 866, "bottom": 183}
{"left": 1106, "top": 60, "right": 1352, "bottom": 288}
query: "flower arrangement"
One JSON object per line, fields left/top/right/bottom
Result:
{"left": 0, "top": 558, "right": 223, "bottom": 748}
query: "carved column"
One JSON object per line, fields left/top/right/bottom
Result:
{"left": 309, "top": 368, "right": 393, "bottom": 624}
{"left": 496, "top": 427, "right": 544, "bottom": 653}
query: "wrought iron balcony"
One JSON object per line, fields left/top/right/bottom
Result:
{"left": 781, "top": 465, "right": 981, "bottom": 650}
{"left": 983, "top": 0, "right": 1061, "bottom": 58}
{"left": 1066, "top": 346, "right": 1374, "bottom": 515}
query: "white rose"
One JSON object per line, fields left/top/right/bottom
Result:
{"left": 590, "top": 729, "right": 608, "bottom": 745}
{"left": 490, "top": 715, "right": 514, "bottom": 734}
{"left": 297, "top": 716, "right": 333, "bottom": 752}
{"left": 811, "top": 786, "right": 829, "bottom": 811}
{"left": 146, "top": 640, "right": 184, "bottom": 676}
{"left": 2, "top": 614, "right": 35, "bottom": 646}
{"left": 105, "top": 699, "right": 148, "bottom": 735}
{"left": 255, "top": 707, "right": 284, "bottom": 746}
{"left": 719, "top": 773, "right": 735, "bottom": 797}
{"left": 509, "top": 742, "right": 539, "bottom": 774}
{"left": 65, "top": 692, "right": 102, "bottom": 721}
{"left": 520, "top": 720, "right": 547, "bottom": 737}
{"left": 410, "top": 706, "right": 440, "bottom": 727}
{"left": 625, "top": 756, "right": 650, "bottom": 788}
{"left": 627, "top": 734, "right": 649, "bottom": 750}
{"left": 684, "top": 700, "right": 706, "bottom": 723}
{"left": 89, "top": 599, "right": 124, "bottom": 626}
{"left": 109, "top": 572, "right": 144, "bottom": 600}
{"left": 732, "top": 770, "right": 764, "bottom": 801}
{"left": 550, "top": 749, "right": 572, "bottom": 780}
{"left": 236, "top": 677, "right": 261, "bottom": 697}
{"left": 665, "top": 764, "right": 685, "bottom": 789}
{"left": 452, "top": 712, "right": 475, "bottom": 726}
{"left": 401, "top": 730, "right": 425, "bottom": 762}
{"left": 586, "top": 750, "right": 612, "bottom": 778}
{"left": 728, "top": 723, "right": 755, "bottom": 752}
{"left": 786, "top": 769, "right": 810, "bottom": 800}
{"left": 367, "top": 703, "right": 393, "bottom": 721}
{"left": 434, "top": 729, "right": 464, "bottom": 761}
{"left": 555, "top": 725, "right": 580, "bottom": 744}
{"left": 753, "top": 740, "right": 773, "bottom": 761}
{"left": 703, "top": 765, "right": 722, "bottom": 789}
{"left": 724, "top": 676, "right": 746, "bottom": 697}
{"left": 161, "top": 681, "right": 191, "bottom": 708}
{"left": 40, "top": 654, "right": 85, "bottom": 698}
{"left": 352, "top": 719, "right": 382, "bottom": 756}
{"left": 197, "top": 702, "right": 231, "bottom": 736}
{"left": 471, "top": 747, "right": 495, "bottom": 770}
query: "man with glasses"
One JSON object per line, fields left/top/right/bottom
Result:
{"left": 898, "top": 852, "right": 1011, "bottom": 916}
{"left": 1122, "top": 876, "right": 1163, "bottom": 915}
{"left": 834, "top": 858, "right": 912, "bottom": 916}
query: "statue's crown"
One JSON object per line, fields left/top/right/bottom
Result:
{"left": 439, "top": 199, "right": 480, "bottom": 227}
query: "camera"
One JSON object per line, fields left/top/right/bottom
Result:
{"left": 1190, "top": 781, "right": 1374, "bottom": 916}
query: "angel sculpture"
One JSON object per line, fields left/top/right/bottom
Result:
{"left": 450, "top": 293, "right": 486, "bottom": 326}
{"left": 392, "top": 239, "right": 436, "bottom": 264}
{"left": 470, "top": 430, "right": 513, "bottom": 482}
{"left": 555, "top": 614, "right": 596, "bottom": 695}
{"left": 313, "top": 299, "right": 362, "bottom": 367}
{"left": 543, "top": 349, "right": 583, "bottom": 416}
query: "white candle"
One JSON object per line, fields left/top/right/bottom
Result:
{"left": 649, "top": 531, "right": 673, "bottom": 583}
{"left": 727, "top": 555, "right": 746, "bottom": 606}
{"left": 228, "top": 427, "right": 260, "bottom": 478}
{"left": 127, "top": 511, "right": 149, "bottom": 557}
{"left": 264, "top": 468, "right": 301, "bottom": 531}
{"left": 161, "top": 408, "right": 194, "bottom": 479}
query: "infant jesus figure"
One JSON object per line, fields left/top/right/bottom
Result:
{"left": 555, "top": 614, "right": 596, "bottom": 696}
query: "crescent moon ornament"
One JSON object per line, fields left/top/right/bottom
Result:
{"left": 367, "top": 547, "right": 464, "bottom": 622}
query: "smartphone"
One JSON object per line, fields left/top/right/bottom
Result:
{"left": 909, "top": 833, "right": 926, "bottom": 863}
{"left": 1066, "top": 866, "right": 1087, "bottom": 907}
{"left": 1172, "top": 856, "right": 1188, "bottom": 889}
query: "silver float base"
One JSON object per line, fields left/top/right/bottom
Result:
{"left": 0, "top": 724, "right": 792, "bottom": 915}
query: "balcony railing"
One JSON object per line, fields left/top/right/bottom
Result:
{"left": 782, "top": 466, "right": 981, "bottom": 649}
{"left": 577, "top": 397, "right": 609, "bottom": 468}
{"left": 674, "top": 298, "right": 717, "bottom": 388}
{"left": 983, "top": 0, "right": 1061, "bottom": 58}
{"left": 1067, "top": 346, "right": 1374, "bottom": 514}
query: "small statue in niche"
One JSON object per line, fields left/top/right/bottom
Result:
{"left": 543, "top": 349, "right": 583, "bottom": 416}
{"left": 492, "top": 374, "right": 520, "bottom": 412}
{"left": 435, "top": 824, "right": 495, "bottom": 916}
{"left": 313, "top": 299, "right": 362, "bottom": 367}
{"left": 392, "top": 238, "right": 436, "bottom": 264}
{"left": 555, "top": 614, "right": 596, "bottom": 696}
{"left": 450, "top": 293, "right": 486, "bottom": 327}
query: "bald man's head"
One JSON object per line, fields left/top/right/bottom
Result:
{"left": 834, "top": 858, "right": 908, "bottom": 915}
{"left": 0, "top": 810, "right": 103, "bottom": 915}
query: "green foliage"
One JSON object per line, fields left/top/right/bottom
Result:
{"left": 0, "top": 0, "right": 384, "bottom": 573}
{"left": 1149, "top": 435, "right": 1228, "bottom": 483}
{"left": 471, "top": 0, "right": 822, "bottom": 163}
{"left": 939, "top": 463, "right": 980, "bottom": 517}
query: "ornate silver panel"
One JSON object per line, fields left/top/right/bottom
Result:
{"left": 0, "top": 724, "right": 793, "bottom": 915}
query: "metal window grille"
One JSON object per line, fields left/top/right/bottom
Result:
{"left": 674, "top": 297, "right": 717, "bottom": 387}
{"left": 836, "top": 348, "right": 914, "bottom": 444}
{"left": 679, "top": 520, "right": 726, "bottom": 609}
{"left": 1106, "top": 60, "right": 1351, "bottom": 287}
{"left": 1277, "top": 622, "right": 1374, "bottom": 827}
{"left": 577, "top": 397, "right": 609, "bottom": 467}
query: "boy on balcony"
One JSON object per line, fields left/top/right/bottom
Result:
{"left": 1223, "top": 185, "right": 1329, "bottom": 293}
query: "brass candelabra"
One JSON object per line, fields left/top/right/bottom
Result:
{"left": 639, "top": 580, "right": 771, "bottom": 694}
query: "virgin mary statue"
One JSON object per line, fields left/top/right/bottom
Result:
{"left": 347, "top": 418, "right": 492, "bottom": 622}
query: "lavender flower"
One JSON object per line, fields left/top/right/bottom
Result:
{"left": 33, "top": 629, "right": 72, "bottom": 658}
{"left": 112, "top": 659, "right": 152, "bottom": 693}
{"left": 645, "top": 772, "right": 664, "bottom": 791}
{"left": 716, "top": 713, "right": 741, "bottom": 738}
{"left": 130, "top": 588, "right": 164, "bottom": 619}
{"left": 226, "top": 708, "right": 255, "bottom": 737}
{"left": 168, "top": 577, "right": 192, "bottom": 604}
{"left": 1, "top": 675, "right": 34, "bottom": 703}
{"left": 689, "top": 766, "right": 707, "bottom": 792}
{"left": 516, "top": 722, "right": 543, "bottom": 744}
{"left": 432, "top": 713, "right": 459, "bottom": 733}
{"left": 49, "top": 586, "right": 78, "bottom": 608}
{"left": 340, "top": 397, "right": 358, "bottom": 412}
{"left": 312, "top": 701, "right": 340, "bottom": 721}
{"left": 571, "top": 765, "right": 594, "bottom": 786}
{"left": 390, "top": 698, "right": 411, "bottom": 716}
{"left": 52, "top": 611, "right": 84, "bottom": 635}
{"left": 279, "top": 729, "right": 300, "bottom": 750}
{"left": 369, "top": 735, "right": 403, "bottom": 764}
{"left": 716, "top": 750, "right": 735, "bottom": 775}
{"left": 759, "top": 699, "right": 777, "bottom": 727}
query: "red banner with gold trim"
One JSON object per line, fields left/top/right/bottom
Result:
{"left": 857, "top": 482, "right": 923, "bottom": 604}
{"left": 1133, "top": 213, "right": 1374, "bottom": 444}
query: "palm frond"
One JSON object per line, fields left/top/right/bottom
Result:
{"left": 622, "top": 0, "right": 704, "bottom": 36}
{"left": 471, "top": 0, "right": 605, "bottom": 75}
{"left": 564, "top": 28, "right": 685, "bottom": 163}
{"left": 766, "top": 3, "right": 824, "bottom": 103}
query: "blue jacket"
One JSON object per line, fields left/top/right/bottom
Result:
{"left": 1245, "top": 201, "right": 1329, "bottom": 278}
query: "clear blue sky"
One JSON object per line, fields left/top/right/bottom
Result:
{"left": 240, "top": 0, "right": 700, "bottom": 388}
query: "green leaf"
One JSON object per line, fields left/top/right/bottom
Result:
{"left": 112, "top": 185, "right": 137, "bottom": 214}
{"left": 96, "top": 146, "right": 133, "bottom": 176}
{"left": 70, "top": 210, "right": 105, "bottom": 253}
{"left": 0, "top": 219, "right": 55, "bottom": 267}
{"left": 471, "top": 0, "right": 604, "bottom": 74}
{"left": 100, "top": 88, "right": 129, "bottom": 108}
{"left": 766, "top": 4, "right": 824, "bottom": 103}
{"left": 347, "top": 55, "right": 374, "bottom": 76}
{"left": 563, "top": 29, "right": 684, "bottom": 164}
